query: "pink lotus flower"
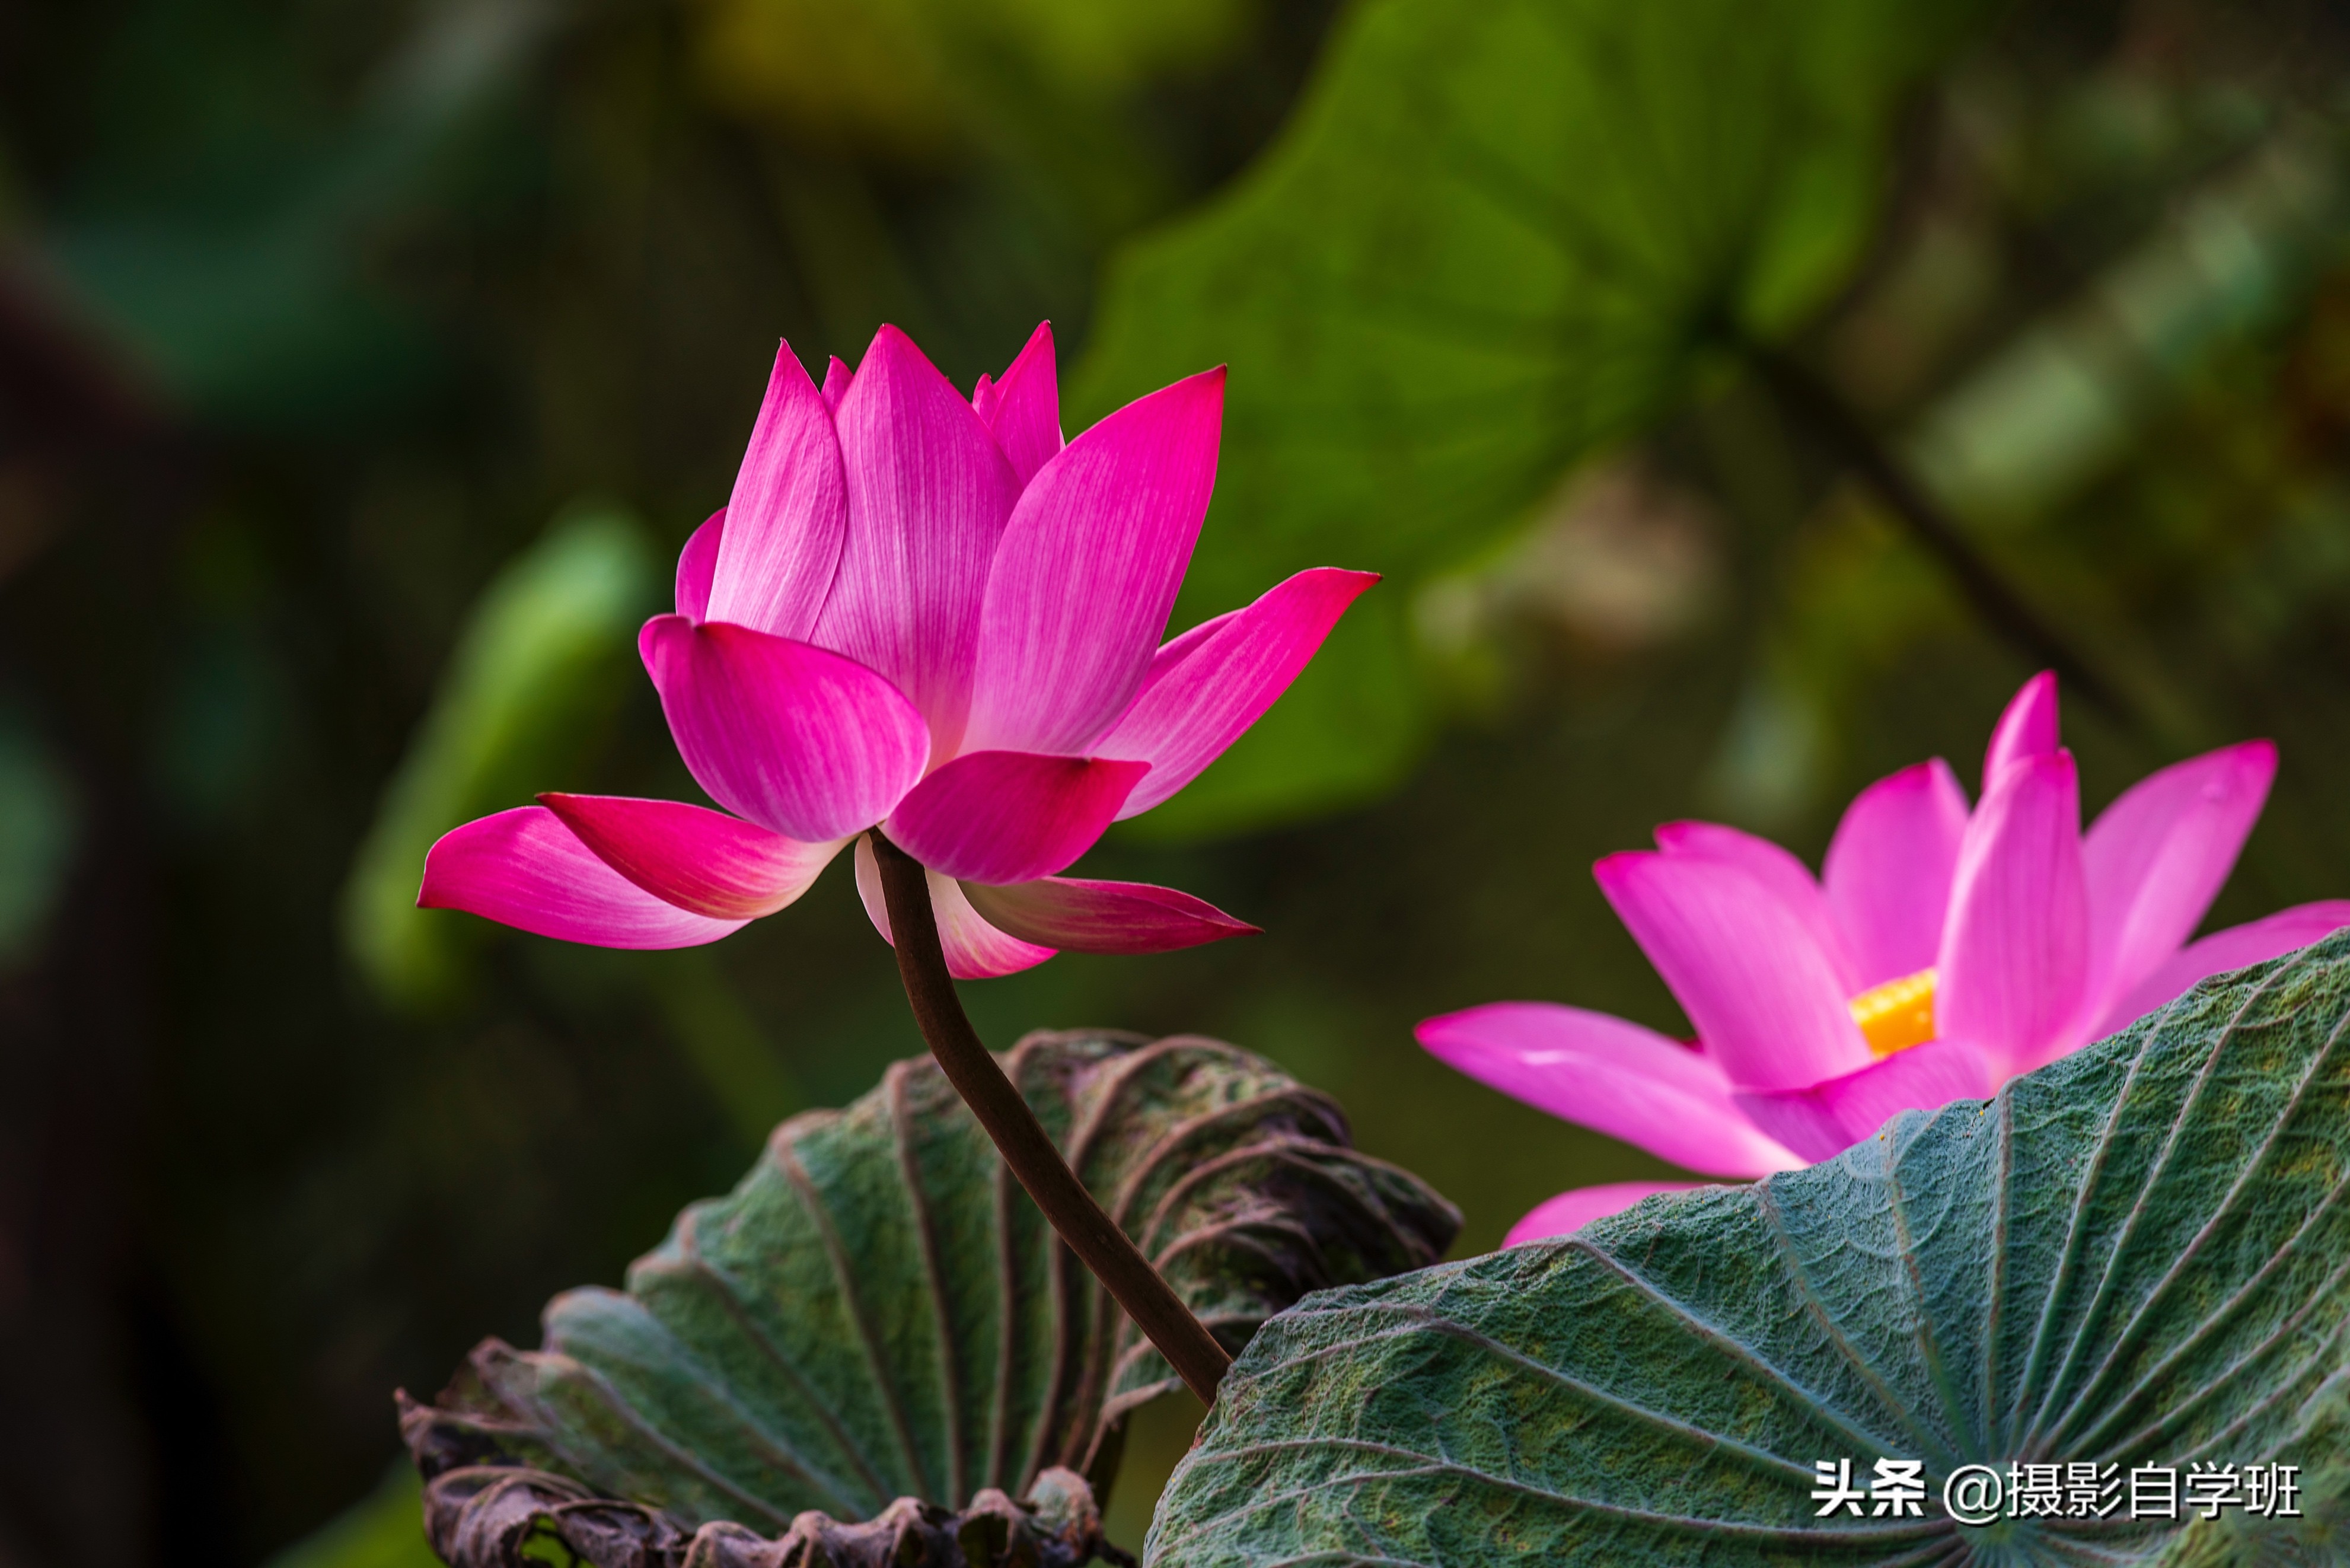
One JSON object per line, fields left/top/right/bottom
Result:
{"left": 1419, "top": 672, "right": 2350, "bottom": 1247}
{"left": 417, "top": 323, "right": 1372, "bottom": 976}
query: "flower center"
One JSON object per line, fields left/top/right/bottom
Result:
{"left": 1849, "top": 968, "right": 1937, "bottom": 1057}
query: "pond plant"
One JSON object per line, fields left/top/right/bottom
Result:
{"left": 400, "top": 319, "right": 2350, "bottom": 1567}
{"left": 1421, "top": 670, "right": 2350, "bottom": 1244}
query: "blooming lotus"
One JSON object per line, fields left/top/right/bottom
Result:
{"left": 419, "top": 323, "right": 1372, "bottom": 976}
{"left": 1419, "top": 671, "right": 2350, "bottom": 1246}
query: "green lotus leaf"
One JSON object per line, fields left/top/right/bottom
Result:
{"left": 401, "top": 1030, "right": 1459, "bottom": 1540}
{"left": 1145, "top": 933, "right": 2350, "bottom": 1565}
{"left": 1073, "top": 0, "right": 1985, "bottom": 839}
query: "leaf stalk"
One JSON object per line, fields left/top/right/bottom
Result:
{"left": 1743, "top": 340, "right": 2141, "bottom": 732}
{"left": 868, "top": 831, "right": 1233, "bottom": 1405}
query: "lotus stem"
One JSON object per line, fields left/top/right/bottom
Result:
{"left": 1743, "top": 341, "right": 2139, "bottom": 732}
{"left": 868, "top": 831, "right": 1233, "bottom": 1404}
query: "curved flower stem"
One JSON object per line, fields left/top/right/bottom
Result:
{"left": 1744, "top": 340, "right": 2142, "bottom": 734}
{"left": 868, "top": 831, "right": 1233, "bottom": 1405}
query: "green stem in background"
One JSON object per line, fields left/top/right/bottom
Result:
{"left": 1743, "top": 340, "right": 2144, "bottom": 736}
{"left": 868, "top": 831, "right": 1235, "bottom": 1406}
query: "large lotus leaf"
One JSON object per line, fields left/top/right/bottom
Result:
{"left": 1072, "top": 0, "right": 1984, "bottom": 839}
{"left": 400, "top": 1030, "right": 1459, "bottom": 1536}
{"left": 1144, "top": 932, "right": 2350, "bottom": 1565}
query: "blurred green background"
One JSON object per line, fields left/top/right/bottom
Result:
{"left": 5, "top": 0, "right": 2350, "bottom": 1562}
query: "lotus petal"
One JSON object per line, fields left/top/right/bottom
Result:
{"left": 418, "top": 807, "right": 745, "bottom": 949}
{"left": 1417, "top": 1001, "right": 1801, "bottom": 1177}
{"left": 640, "top": 615, "right": 930, "bottom": 843}
{"left": 1503, "top": 1183, "right": 1714, "bottom": 1247}
{"left": 974, "top": 321, "right": 1063, "bottom": 486}
{"left": 853, "top": 837, "right": 1056, "bottom": 980}
{"left": 1654, "top": 820, "right": 1855, "bottom": 992}
{"left": 706, "top": 343, "right": 848, "bottom": 640}
{"left": 962, "top": 368, "right": 1225, "bottom": 756}
{"left": 1937, "top": 749, "right": 2088, "bottom": 1079}
{"left": 1982, "top": 669, "right": 2059, "bottom": 791}
{"left": 538, "top": 793, "right": 844, "bottom": 919}
{"left": 1594, "top": 850, "right": 1873, "bottom": 1093}
{"left": 1732, "top": 1039, "right": 1994, "bottom": 1164}
{"left": 882, "top": 750, "right": 1147, "bottom": 885}
{"left": 1095, "top": 568, "right": 1377, "bottom": 818}
{"left": 2079, "top": 740, "right": 2274, "bottom": 1025}
{"left": 813, "top": 326, "right": 1022, "bottom": 756}
{"left": 960, "top": 875, "right": 1257, "bottom": 954}
{"left": 2099, "top": 900, "right": 2350, "bottom": 1035}
{"left": 1822, "top": 758, "right": 1969, "bottom": 989}
{"left": 674, "top": 510, "right": 723, "bottom": 621}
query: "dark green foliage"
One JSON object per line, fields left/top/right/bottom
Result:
{"left": 401, "top": 1030, "right": 1458, "bottom": 1532}
{"left": 1073, "top": 0, "right": 1986, "bottom": 836}
{"left": 1146, "top": 935, "right": 2350, "bottom": 1564}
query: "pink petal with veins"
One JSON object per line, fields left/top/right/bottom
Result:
{"left": 640, "top": 615, "right": 929, "bottom": 843}
{"left": 821, "top": 356, "right": 852, "bottom": 410}
{"left": 1504, "top": 1183, "right": 1714, "bottom": 1247}
{"left": 853, "top": 837, "right": 1056, "bottom": 979}
{"left": 538, "top": 793, "right": 843, "bottom": 919}
{"left": 675, "top": 510, "right": 724, "bottom": 621}
{"left": 2078, "top": 740, "right": 2274, "bottom": 1027}
{"left": 1595, "top": 850, "right": 1873, "bottom": 1093}
{"left": 706, "top": 343, "right": 848, "bottom": 640}
{"left": 883, "top": 750, "right": 1147, "bottom": 885}
{"left": 1655, "top": 820, "right": 1856, "bottom": 992}
{"left": 812, "top": 325, "right": 1022, "bottom": 757}
{"left": 962, "top": 368, "right": 1224, "bottom": 756}
{"left": 1936, "top": 749, "right": 2088, "bottom": 1078}
{"left": 1982, "top": 670, "right": 2060, "bottom": 792}
{"left": 419, "top": 807, "right": 745, "bottom": 949}
{"left": 1823, "top": 758, "right": 1970, "bottom": 989}
{"left": 2098, "top": 900, "right": 2350, "bottom": 1036}
{"left": 961, "top": 875, "right": 1257, "bottom": 954}
{"left": 1095, "top": 568, "right": 1377, "bottom": 818}
{"left": 974, "top": 321, "right": 1063, "bottom": 486}
{"left": 1417, "top": 1002, "right": 1801, "bottom": 1177}
{"left": 1732, "top": 1040, "right": 1994, "bottom": 1164}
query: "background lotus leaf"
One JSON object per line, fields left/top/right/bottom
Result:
{"left": 1073, "top": 0, "right": 1986, "bottom": 837}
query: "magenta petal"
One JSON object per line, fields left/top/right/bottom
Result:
{"left": 1095, "top": 568, "right": 1378, "bottom": 819}
{"left": 1504, "top": 1183, "right": 1714, "bottom": 1247}
{"left": 1822, "top": 758, "right": 1971, "bottom": 988}
{"left": 962, "top": 368, "right": 1225, "bottom": 757}
{"left": 538, "top": 793, "right": 843, "bottom": 919}
{"left": 1936, "top": 750, "right": 2089, "bottom": 1079}
{"left": 1982, "top": 670, "right": 2060, "bottom": 792}
{"left": 706, "top": 343, "right": 849, "bottom": 641}
{"left": 2079, "top": 740, "right": 2275, "bottom": 1025}
{"left": 821, "top": 355, "right": 852, "bottom": 410}
{"left": 1733, "top": 1040, "right": 1995, "bottom": 1164}
{"left": 812, "top": 325, "right": 1022, "bottom": 757}
{"left": 975, "top": 321, "right": 1063, "bottom": 486}
{"left": 1654, "top": 820, "right": 1855, "bottom": 992}
{"left": 675, "top": 510, "right": 724, "bottom": 621}
{"left": 960, "top": 875, "right": 1258, "bottom": 954}
{"left": 852, "top": 837, "right": 1056, "bottom": 979}
{"left": 1417, "top": 1002, "right": 1802, "bottom": 1177}
{"left": 1595, "top": 851, "right": 1873, "bottom": 1093}
{"left": 1138, "top": 608, "right": 1237, "bottom": 694}
{"left": 2098, "top": 900, "right": 2350, "bottom": 1037}
{"left": 418, "top": 807, "right": 746, "bottom": 949}
{"left": 882, "top": 750, "right": 1148, "bottom": 884}
{"left": 640, "top": 615, "right": 930, "bottom": 843}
